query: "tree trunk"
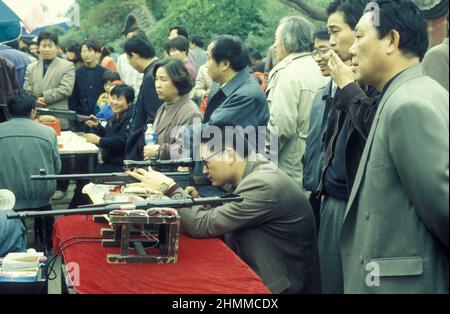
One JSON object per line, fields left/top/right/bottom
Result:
{"left": 279, "top": 0, "right": 327, "bottom": 21}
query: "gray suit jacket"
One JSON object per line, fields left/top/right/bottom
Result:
{"left": 341, "top": 65, "right": 449, "bottom": 294}
{"left": 153, "top": 95, "right": 201, "bottom": 160}
{"left": 24, "top": 57, "right": 75, "bottom": 111}
{"left": 170, "top": 156, "right": 320, "bottom": 294}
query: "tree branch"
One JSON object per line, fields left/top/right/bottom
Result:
{"left": 279, "top": 0, "right": 327, "bottom": 21}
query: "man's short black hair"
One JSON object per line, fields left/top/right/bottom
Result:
{"left": 128, "top": 29, "right": 150, "bottom": 42}
{"left": 163, "top": 42, "right": 170, "bottom": 55}
{"left": 7, "top": 90, "right": 37, "bottom": 117}
{"left": 211, "top": 35, "right": 250, "bottom": 72}
{"left": 102, "top": 71, "right": 121, "bottom": 85}
{"left": 370, "top": 0, "right": 429, "bottom": 60}
{"left": 169, "top": 25, "right": 189, "bottom": 39}
{"left": 110, "top": 84, "right": 135, "bottom": 105}
{"left": 124, "top": 37, "right": 156, "bottom": 59}
{"left": 201, "top": 124, "right": 255, "bottom": 159}
{"left": 314, "top": 27, "right": 331, "bottom": 41}
{"left": 168, "top": 36, "right": 190, "bottom": 54}
{"left": 81, "top": 39, "right": 102, "bottom": 53}
{"left": 250, "top": 50, "right": 262, "bottom": 61}
{"left": 191, "top": 36, "right": 204, "bottom": 48}
{"left": 37, "top": 31, "right": 59, "bottom": 46}
{"left": 326, "top": 0, "right": 370, "bottom": 30}
{"left": 66, "top": 41, "right": 81, "bottom": 61}
{"left": 153, "top": 57, "right": 193, "bottom": 96}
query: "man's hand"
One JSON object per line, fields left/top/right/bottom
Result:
{"left": 37, "top": 97, "right": 46, "bottom": 107}
{"left": 143, "top": 144, "right": 161, "bottom": 160}
{"left": 185, "top": 186, "right": 199, "bottom": 198}
{"left": 84, "top": 133, "right": 101, "bottom": 145}
{"left": 85, "top": 115, "right": 99, "bottom": 128}
{"left": 328, "top": 50, "right": 355, "bottom": 89}
{"left": 127, "top": 168, "right": 176, "bottom": 194}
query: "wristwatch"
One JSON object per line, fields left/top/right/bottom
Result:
{"left": 159, "top": 182, "right": 171, "bottom": 194}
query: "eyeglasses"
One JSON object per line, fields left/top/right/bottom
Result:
{"left": 201, "top": 150, "right": 223, "bottom": 170}
{"left": 312, "top": 47, "right": 331, "bottom": 59}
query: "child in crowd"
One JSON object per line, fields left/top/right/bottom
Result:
{"left": 94, "top": 71, "right": 122, "bottom": 122}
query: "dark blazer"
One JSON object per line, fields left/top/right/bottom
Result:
{"left": 170, "top": 156, "right": 321, "bottom": 294}
{"left": 125, "top": 61, "right": 163, "bottom": 161}
{"left": 153, "top": 95, "right": 201, "bottom": 160}
{"left": 94, "top": 109, "right": 132, "bottom": 167}
{"left": 341, "top": 65, "right": 449, "bottom": 293}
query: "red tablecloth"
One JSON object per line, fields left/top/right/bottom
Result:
{"left": 52, "top": 215, "right": 271, "bottom": 294}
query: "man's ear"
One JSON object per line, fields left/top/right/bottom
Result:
{"left": 386, "top": 29, "right": 400, "bottom": 55}
{"left": 30, "top": 109, "right": 37, "bottom": 120}
{"left": 224, "top": 147, "right": 236, "bottom": 165}
{"left": 220, "top": 59, "right": 231, "bottom": 72}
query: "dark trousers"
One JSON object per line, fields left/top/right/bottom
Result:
{"left": 309, "top": 192, "right": 322, "bottom": 231}
{"left": 56, "top": 158, "right": 72, "bottom": 191}
{"left": 68, "top": 155, "right": 93, "bottom": 209}
{"left": 18, "top": 204, "right": 54, "bottom": 251}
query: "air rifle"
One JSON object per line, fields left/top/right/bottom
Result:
{"left": 6, "top": 195, "right": 244, "bottom": 219}
{"left": 36, "top": 108, "right": 94, "bottom": 123}
{"left": 31, "top": 169, "right": 211, "bottom": 188}
{"left": 123, "top": 158, "right": 195, "bottom": 171}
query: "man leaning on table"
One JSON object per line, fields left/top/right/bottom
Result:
{"left": 127, "top": 125, "right": 320, "bottom": 294}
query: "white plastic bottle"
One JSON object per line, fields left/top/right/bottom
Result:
{"left": 144, "top": 123, "right": 157, "bottom": 145}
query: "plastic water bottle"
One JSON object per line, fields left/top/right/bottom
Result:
{"left": 144, "top": 123, "right": 157, "bottom": 145}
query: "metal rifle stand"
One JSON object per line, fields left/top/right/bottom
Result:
{"left": 101, "top": 209, "right": 181, "bottom": 264}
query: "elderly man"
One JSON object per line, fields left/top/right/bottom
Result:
{"left": 266, "top": 16, "right": 327, "bottom": 187}
{"left": 128, "top": 126, "right": 320, "bottom": 294}
{"left": 422, "top": 15, "right": 449, "bottom": 92}
{"left": 24, "top": 31, "right": 75, "bottom": 130}
{"left": 342, "top": 0, "right": 448, "bottom": 293}
{"left": 0, "top": 91, "right": 61, "bottom": 253}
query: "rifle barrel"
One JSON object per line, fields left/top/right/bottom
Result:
{"left": 123, "top": 158, "right": 194, "bottom": 169}
{"left": 31, "top": 172, "right": 190, "bottom": 182}
{"left": 6, "top": 196, "right": 244, "bottom": 219}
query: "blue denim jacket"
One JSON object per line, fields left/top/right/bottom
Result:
{"left": 0, "top": 210, "right": 26, "bottom": 257}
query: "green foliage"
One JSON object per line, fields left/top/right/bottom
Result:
{"left": 60, "top": 0, "right": 145, "bottom": 50}
{"left": 147, "top": 0, "right": 265, "bottom": 56}
{"left": 60, "top": 0, "right": 329, "bottom": 56}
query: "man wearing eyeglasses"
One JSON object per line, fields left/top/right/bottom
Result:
{"left": 127, "top": 125, "right": 321, "bottom": 294}
{"left": 302, "top": 28, "right": 336, "bottom": 229}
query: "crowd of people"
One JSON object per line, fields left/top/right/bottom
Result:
{"left": 0, "top": 0, "right": 448, "bottom": 294}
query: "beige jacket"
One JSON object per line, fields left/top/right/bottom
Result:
{"left": 266, "top": 52, "right": 327, "bottom": 186}
{"left": 24, "top": 57, "right": 75, "bottom": 111}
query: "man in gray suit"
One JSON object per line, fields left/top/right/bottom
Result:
{"left": 128, "top": 126, "right": 320, "bottom": 294}
{"left": 24, "top": 31, "right": 75, "bottom": 130}
{"left": 341, "top": 0, "right": 449, "bottom": 293}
